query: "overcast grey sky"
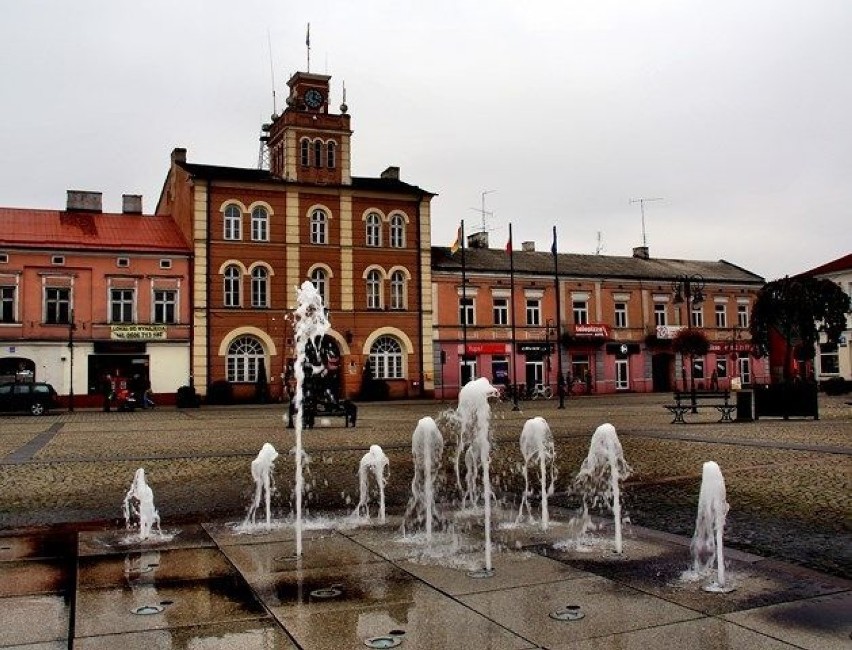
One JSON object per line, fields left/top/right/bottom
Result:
{"left": 1, "top": 0, "right": 849, "bottom": 281}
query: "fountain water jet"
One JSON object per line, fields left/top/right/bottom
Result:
{"left": 289, "top": 280, "right": 330, "bottom": 557}
{"left": 571, "top": 423, "right": 631, "bottom": 553}
{"left": 122, "top": 468, "right": 162, "bottom": 541}
{"left": 454, "top": 377, "right": 500, "bottom": 574}
{"left": 244, "top": 443, "right": 279, "bottom": 529}
{"left": 404, "top": 416, "right": 445, "bottom": 541}
{"left": 689, "top": 460, "right": 736, "bottom": 592}
{"left": 517, "top": 417, "right": 557, "bottom": 530}
{"left": 354, "top": 444, "right": 389, "bottom": 523}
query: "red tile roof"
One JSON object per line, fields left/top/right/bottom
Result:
{"left": 800, "top": 253, "right": 852, "bottom": 277}
{"left": 0, "top": 208, "right": 190, "bottom": 253}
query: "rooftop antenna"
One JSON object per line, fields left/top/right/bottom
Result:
{"left": 306, "top": 22, "right": 311, "bottom": 72}
{"left": 469, "top": 189, "right": 497, "bottom": 233}
{"left": 595, "top": 231, "right": 605, "bottom": 255}
{"left": 267, "top": 29, "right": 277, "bottom": 115}
{"left": 629, "top": 197, "right": 663, "bottom": 248}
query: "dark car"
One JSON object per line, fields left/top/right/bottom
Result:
{"left": 0, "top": 382, "right": 59, "bottom": 416}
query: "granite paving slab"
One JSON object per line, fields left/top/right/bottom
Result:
{"left": 78, "top": 523, "right": 214, "bottom": 557}
{"left": 0, "top": 593, "right": 69, "bottom": 646}
{"left": 78, "top": 546, "right": 236, "bottom": 588}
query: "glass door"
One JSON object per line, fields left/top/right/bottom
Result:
{"left": 615, "top": 359, "right": 629, "bottom": 390}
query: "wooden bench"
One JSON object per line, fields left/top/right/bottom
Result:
{"left": 664, "top": 390, "right": 735, "bottom": 424}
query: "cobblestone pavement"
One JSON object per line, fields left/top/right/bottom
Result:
{"left": 1, "top": 392, "right": 849, "bottom": 578}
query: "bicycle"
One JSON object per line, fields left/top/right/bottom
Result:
{"left": 529, "top": 384, "right": 553, "bottom": 400}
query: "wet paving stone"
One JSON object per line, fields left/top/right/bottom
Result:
{"left": 0, "top": 593, "right": 70, "bottom": 646}
{"left": 78, "top": 546, "right": 236, "bottom": 588}
{"left": 74, "top": 618, "right": 298, "bottom": 649}
{"left": 74, "top": 575, "right": 268, "bottom": 638}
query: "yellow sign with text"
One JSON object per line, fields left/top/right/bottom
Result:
{"left": 110, "top": 325, "right": 168, "bottom": 341}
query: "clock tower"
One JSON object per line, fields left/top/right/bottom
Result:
{"left": 266, "top": 71, "right": 352, "bottom": 185}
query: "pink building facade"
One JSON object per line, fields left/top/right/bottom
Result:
{"left": 0, "top": 192, "right": 191, "bottom": 407}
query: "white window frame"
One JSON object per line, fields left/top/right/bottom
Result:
{"left": 737, "top": 303, "right": 749, "bottom": 328}
{"left": 526, "top": 298, "right": 541, "bottom": 326}
{"left": 493, "top": 297, "right": 509, "bottom": 326}
{"left": 366, "top": 269, "right": 382, "bottom": 309}
{"left": 715, "top": 303, "right": 727, "bottom": 328}
{"left": 227, "top": 336, "right": 264, "bottom": 383}
{"left": 310, "top": 209, "right": 328, "bottom": 244}
{"left": 390, "top": 270, "right": 406, "bottom": 310}
{"left": 110, "top": 288, "right": 135, "bottom": 324}
{"left": 224, "top": 265, "right": 241, "bottom": 307}
{"left": 370, "top": 336, "right": 404, "bottom": 379}
{"left": 389, "top": 214, "right": 405, "bottom": 248}
{"left": 224, "top": 204, "right": 242, "bottom": 241}
{"left": 153, "top": 289, "right": 178, "bottom": 324}
{"left": 459, "top": 296, "right": 475, "bottom": 326}
{"left": 366, "top": 212, "right": 381, "bottom": 247}
{"left": 251, "top": 206, "right": 269, "bottom": 242}
{"left": 251, "top": 267, "right": 269, "bottom": 308}
{"left": 614, "top": 302, "right": 628, "bottom": 328}
{"left": 44, "top": 286, "right": 71, "bottom": 324}
{"left": 311, "top": 268, "right": 328, "bottom": 307}
{"left": 654, "top": 302, "right": 668, "bottom": 326}
{"left": 691, "top": 303, "right": 704, "bottom": 328}
{"left": 0, "top": 285, "right": 17, "bottom": 323}
{"left": 572, "top": 300, "right": 589, "bottom": 325}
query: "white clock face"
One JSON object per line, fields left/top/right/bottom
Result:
{"left": 305, "top": 89, "right": 323, "bottom": 108}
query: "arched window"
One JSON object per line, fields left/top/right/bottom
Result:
{"left": 300, "top": 139, "right": 310, "bottom": 166}
{"left": 224, "top": 204, "right": 241, "bottom": 240}
{"left": 310, "top": 267, "right": 328, "bottom": 306}
{"left": 223, "top": 265, "right": 241, "bottom": 307}
{"left": 251, "top": 206, "right": 269, "bottom": 241}
{"left": 326, "top": 141, "right": 336, "bottom": 168}
{"left": 366, "top": 212, "right": 381, "bottom": 247}
{"left": 251, "top": 267, "right": 268, "bottom": 308}
{"left": 390, "top": 270, "right": 406, "bottom": 310}
{"left": 227, "top": 336, "right": 264, "bottom": 382}
{"left": 370, "top": 335, "right": 403, "bottom": 379}
{"left": 313, "top": 140, "right": 323, "bottom": 168}
{"left": 389, "top": 214, "right": 405, "bottom": 248}
{"left": 310, "top": 209, "right": 328, "bottom": 244}
{"left": 366, "top": 269, "right": 382, "bottom": 309}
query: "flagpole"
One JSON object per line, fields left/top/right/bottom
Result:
{"left": 552, "top": 225, "right": 565, "bottom": 409}
{"left": 509, "top": 223, "right": 519, "bottom": 410}
{"left": 460, "top": 221, "right": 468, "bottom": 389}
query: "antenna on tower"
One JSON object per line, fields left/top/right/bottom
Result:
{"left": 306, "top": 22, "right": 311, "bottom": 72}
{"left": 267, "top": 29, "right": 277, "bottom": 115}
{"left": 629, "top": 197, "right": 663, "bottom": 248}
{"left": 469, "top": 189, "right": 497, "bottom": 233}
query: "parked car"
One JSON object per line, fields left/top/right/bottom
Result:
{"left": 0, "top": 382, "right": 59, "bottom": 416}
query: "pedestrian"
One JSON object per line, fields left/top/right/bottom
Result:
{"left": 101, "top": 374, "right": 113, "bottom": 412}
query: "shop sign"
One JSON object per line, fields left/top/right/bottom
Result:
{"left": 574, "top": 323, "right": 611, "bottom": 338}
{"left": 518, "top": 342, "right": 552, "bottom": 355}
{"left": 462, "top": 342, "right": 510, "bottom": 355}
{"left": 606, "top": 342, "right": 640, "bottom": 356}
{"left": 656, "top": 325, "right": 685, "bottom": 339}
{"left": 110, "top": 325, "right": 168, "bottom": 341}
{"left": 709, "top": 341, "right": 754, "bottom": 354}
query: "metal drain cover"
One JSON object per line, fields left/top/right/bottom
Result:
{"left": 131, "top": 604, "right": 165, "bottom": 615}
{"left": 364, "top": 635, "right": 402, "bottom": 648}
{"left": 466, "top": 567, "right": 495, "bottom": 579}
{"left": 550, "top": 605, "right": 584, "bottom": 621}
{"left": 310, "top": 587, "right": 343, "bottom": 599}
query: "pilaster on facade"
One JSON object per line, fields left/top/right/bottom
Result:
{"left": 192, "top": 182, "right": 208, "bottom": 308}
{"left": 340, "top": 249, "right": 354, "bottom": 311}
{"left": 341, "top": 135, "right": 352, "bottom": 185}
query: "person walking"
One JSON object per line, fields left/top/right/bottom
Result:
{"left": 101, "top": 374, "right": 113, "bottom": 412}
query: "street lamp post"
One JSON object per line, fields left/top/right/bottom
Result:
{"left": 672, "top": 274, "right": 705, "bottom": 412}
{"left": 545, "top": 319, "right": 555, "bottom": 391}
{"left": 67, "top": 309, "right": 77, "bottom": 413}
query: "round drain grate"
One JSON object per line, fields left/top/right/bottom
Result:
{"left": 364, "top": 635, "right": 402, "bottom": 648}
{"left": 550, "top": 605, "right": 585, "bottom": 621}
{"left": 131, "top": 604, "right": 165, "bottom": 615}
{"left": 466, "top": 567, "right": 495, "bottom": 579}
{"left": 310, "top": 587, "right": 343, "bottom": 599}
